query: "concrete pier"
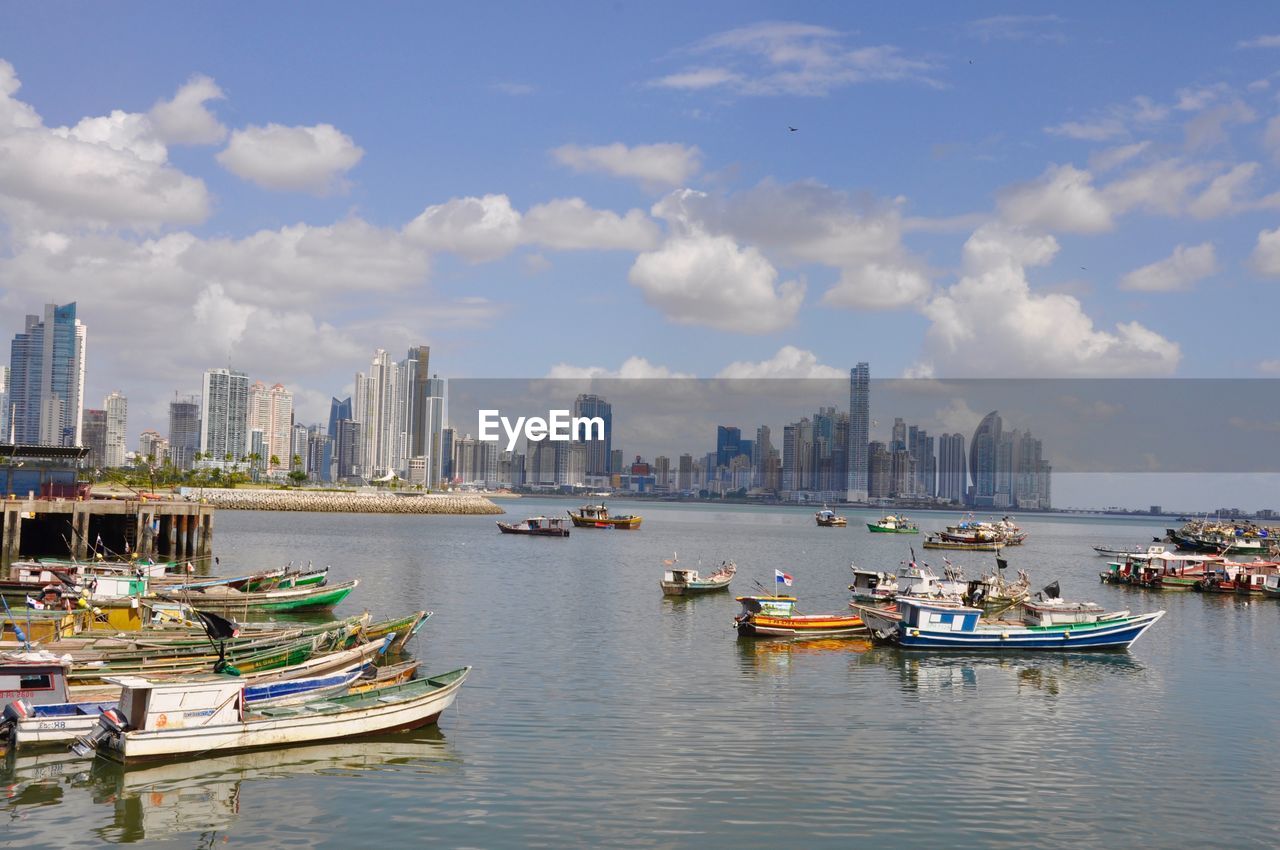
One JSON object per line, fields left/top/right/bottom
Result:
{"left": 1, "top": 496, "right": 215, "bottom": 571}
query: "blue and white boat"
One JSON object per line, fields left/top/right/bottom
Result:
{"left": 884, "top": 596, "right": 1164, "bottom": 651}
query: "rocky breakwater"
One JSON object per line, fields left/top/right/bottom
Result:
{"left": 195, "top": 489, "right": 505, "bottom": 515}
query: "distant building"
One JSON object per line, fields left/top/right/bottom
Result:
{"left": 168, "top": 394, "right": 201, "bottom": 471}
{"left": 138, "top": 430, "right": 168, "bottom": 465}
{"left": 8, "top": 302, "right": 86, "bottom": 447}
{"left": 307, "top": 427, "right": 333, "bottom": 483}
{"left": 846, "top": 363, "right": 869, "bottom": 501}
{"left": 937, "top": 433, "right": 967, "bottom": 504}
{"left": 335, "top": 419, "right": 360, "bottom": 480}
{"left": 653, "top": 455, "right": 670, "bottom": 489}
{"left": 327, "top": 396, "right": 352, "bottom": 440}
{"left": 0, "top": 365, "right": 9, "bottom": 442}
{"left": 200, "top": 368, "right": 250, "bottom": 466}
{"left": 574, "top": 394, "right": 612, "bottom": 477}
{"left": 609, "top": 448, "right": 623, "bottom": 476}
{"left": 422, "top": 376, "right": 445, "bottom": 487}
{"left": 248, "top": 381, "right": 292, "bottom": 471}
{"left": 716, "top": 426, "right": 741, "bottom": 469}
{"left": 81, "top": 409, "right": 107, "bottom": 468}
{"left": 104, "top": 391, "right": 127, "bottom": 468}
{"left": 677, "top": 454, "right": 693, "bottom": 491}
{"left": 969, "top": 411, "right": 1002, "bottom": 507}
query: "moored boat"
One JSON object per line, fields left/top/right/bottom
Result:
{"left": 866, "top": 515, "right": 919, "bottom": 534}
{"left": 815, "top": 507, "right": 848, "bottom": 527}
{"left": 497, "top": 516, "right": 571, "bottom": 537}
{"left": 567, "top": 504, "right": 641, "bottom": 529}
{"left": 156, "top": 579, "right": 358, "bottom": 615}
{"left": 660, "top": 557, "right": 736, "bottom": 595}
{"left": 78, "top": 667, "right": 471, "bottom": 763}
{"left": 734, "top": 595, "right": 866, "bottom": 637}
{"left": 922, "top": 535, "right": 1001, "bottom": 552}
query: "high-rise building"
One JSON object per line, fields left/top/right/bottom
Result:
{"left": 846, "top": 363, "right": 869, "bottom": 501}
{"left": 200, "top": 368, "right": 250, "bottom": 465}
{"left": 653, "top": 455, "right": 670, "bottom": 489}
{"left": 405, "top": 346, "right": 431, "bottom": 458}
{"left": 8, "top": 302, "right": 86, "bottom": 447}
{"left": 716, "top": 426, "right": 741, "bottom": 469}
{"left": 969, "top": 411, "right": 1002, "bottom": 507}
{"left": 0, "top": 365, "right": 9, "bottom": 442}
{"left": 422, "top": 376, "right": 445, "bottom": 487}
{"left": 327, "top": 397, "right": 352, "bottom": 440}
{"left": 307, "top": 426, "right": 333, "bottom": 483}
{"left": 290, "top": 423, "right": 309, "bottom": 472}
{"left": 609, "top": 448, "right": 623, "bottom": 476}
{"left": 440, "top": 427, "right": 455, "bottom": 484}
{"left": 868, "top": 441, "right": 892, "bottom": 500}
{"left": 573, "top": 394, "right": 612, "bottom": 476}
{"left": 938, "top": 433, "right": 967, "bottom": 504}
{"left": 677, "top": 454, "right": 693, "bottom": 492}
{"left": 81, "top": 409, "right": 107, "bottom": 468}
{"left": 104, "top": 391, "right": 127, "bottom": 468}
{"left": 168, "top": 394, "right": 201, "bottom": 471}
{"left": 335, "top": 419, "right": 360, "bottom": 480}
{"left": 353, "top": 349, "right": 408, "bottom": 479}
{"left": 138, "top": 430, "right": 168, "bottom": 464}
{"left": 248, "top": 382, "right": 293, "bottom": 471}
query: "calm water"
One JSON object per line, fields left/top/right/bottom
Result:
{"left": 4, "top": 499, "right": 1280, "bottom": 848}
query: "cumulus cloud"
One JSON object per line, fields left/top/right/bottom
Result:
{"left": 1044, "top": 96, "right": 1168, "bottom": 141}
{"left": 1120, "top": 242, "right": 1217, "bottom": 291}
{"left": 653, "top": 181, "right": 932, "bottom": 310}
{"left": 1101, "top": 158, "right": 1212, "bottom": 217}
{"left": 553, "top": 142, "right": 702, "bottom": 188}
{"left": 716, "top": 346, "right": 844, "bottom": 378}
{"left": 403, "top": 194, "right": 523, "bottom": 261}
{"left": 628, "top": 229, "right": 804, "bottom": 334}
{"left": 651, "top": 21, "right": 938, "bottom": 96}
{"left": 148, "top": 74, "right": 226, "bottom": 144}
{"left": 998, "top": 164, "right": 1113, "bottom": 233}
{"left": 546, "top": 356, "right": 694, "bottom": 379}
{"left": 1187, "top": 163, "right": 1260, "bottom": 218}
{"left": 0, "top": 59, "right": 210, "bottom": 230}
{"left": 1250, "top": 225, "right": 1280, "bottom": 276}
{"left": 216, "top": 123, "right": 364, "bottom": 193}
{"left": 920, "top": 224, "right": 1180, "bottom": 377}
{"left": 522, "top": 198, "right": 660, "bottom": 250}
{"left": 1239, "top": 34, "right": 1280, "bottom": 48}
{"left": 403, "top": 193, "right": 658, "bottom": 259}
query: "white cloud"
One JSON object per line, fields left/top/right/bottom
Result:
{"left": 1265, "top": 116, "right": 1280, "bottom": 162}
{"left": 523, "top": 198, "right": 659, "bottom": 251}
{"left": 652, "top": 21, "right": 938, "bottom": 96}
{"left": 1250, "top": 225, "right": 1280, "bottom": 276}
{"left": 920, "top": 224, "right": 1180, "bottom": 377}
{"left": 1184, "top": 100, "right": 1256, "bottom": 150}
{"left": 628, "top": 230, "right": 804, "bottom": 333}
{"left": 553, "top": 142, "right": 702, "bottom": 187}
{"left": 1120, "top": 242, "right": 1217, "bottom": 291}
{"left": 653, "top": 181, "right": 932, "bottom": 310}
{"left": 148, "top": 74, "right": 226, "bottom": 144}
{"left": 403, "top": 194, "right": 659, "bottom": 259}
{"left": 1239, "top": 34, "right": 1280, "bottom": 48}
{"left": 546, "top": 356, "right": 694, "bottom": 379}
{"left": 1187, "top": 163, "right": 1260, "bottom": 218}
{"left": 0, "top": 60, "right": 210, "bottom": 230}
{"left": 1044, "top": 96, "right": 1168, "bottom": 141}
{"left": 716, "top": 346, "right": 844, "bottom": 378}
{"left": 997, "top": 164, "right": 1113, "bottom": 233}
{"left": 491, "top": 81, "right": 535, "bottom": 96}
{"left": 1101, "top": 158, "right": 1212, "bottom": 216}
{"left": 1089, "top": 142, "right": 1151, "bottom": 173}
{"left": 403, "top": 194, "right": 523, "bottom": 261}
{"left": 967, "top": 14, "right": 1064, "bottom": 43}
{"left": 216, "top": 123, "right": 364, "bottom": 194}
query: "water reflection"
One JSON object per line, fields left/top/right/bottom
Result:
{"left": 857, "top": 647, "right": 1147, "bottom": 696}
{"left": 736, "top": 635, "right": 874, "bottom": 675}
{"left": 2, "top": 729, "right": 458, "bottom": 845}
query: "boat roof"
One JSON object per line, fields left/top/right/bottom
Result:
{"left": 896, "top": 597, "right": 981, "bottom": 613}
{"left": 735, "top": 595, "right": 796, "bottom": 602}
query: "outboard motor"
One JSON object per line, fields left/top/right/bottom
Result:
{"left": 69, "top": 707, "right": 130, "bottom": 757}
{"left": 0, "top": 698, "right": 33, "bottom": 739}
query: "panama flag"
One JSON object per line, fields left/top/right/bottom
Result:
{"left": 25, "top": 595, "right": 44, "bottom": 610}
{"left": 774, "top": 570, "right": 793, "bottom": 587}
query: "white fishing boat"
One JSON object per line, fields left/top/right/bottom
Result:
{"left": 78, "top": 666, "right": 470, "bottom": 763}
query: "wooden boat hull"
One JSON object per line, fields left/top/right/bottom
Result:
{"left": 735, "top": 613, "right": 866, "bottom": 637}
{"left": 497, "top": 523, "right": 570, "bottom": 537}
{"left": 923, "top": 539, "right": 1002, "bottom": 551}
{"left": 567, "top": 513, "right": 641, "bottom": 529}
{"left": 894, "top": 611, "right": 1164, "bottom": 651}
{"left": 97, "top": 668, "right": 470, "bottom": 763}
{"left": 815, "top": 518, "right": 847, "bottom": 527}
{"left": 660, "top": 579, "right": 732, "bottom": 596}
{"left": 866, "top": 524, "right": 917, "bottom": 533}
{"left": 159, "top": 580, "right": 357, "bottom": 614}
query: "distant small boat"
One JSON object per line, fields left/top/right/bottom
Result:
{"left": 734, "top": 595, "right": 866, "bottom": 637}
{"left": 1093, "top": 544, "right": 1165, "bottom": 558}
{"left": 866, "top": 515, "right": 918, "bottom": 534}
{"left": 922, "top": 535, "right": 1001, "bottom": 551}
{"left": 815, "top": 507, "right": 847, "bottom": 527}
{"left": 660, "top": 556, "right": 735, "bottom": 596}
{"left": 567, "top": 504, "right": 641, "bottom": 530}
{"left": 497, "top": 516, "right": 571, "bottom": 537}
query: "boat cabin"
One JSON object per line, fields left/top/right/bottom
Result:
{"left": 849, "top": 569, "right": 895, "bottom": 601}
{"left": 0, "top": 655, "right": 71, "bottom": 708}
{"left": 896, "top": 598, "right": 981, "bottom": 633}
{"left": 105, "top": 676, "right": 245, "bottom": 731}
{"left": 735, "top": 596, "right": 797, "bottom": 617}
{"left": 1022, "top": 599, "right": 1108, "bottom": 627}
{"left": 664, "top": 568, "right": 700, "bottom": 584}
{"left": 577, "top": 505, "right": 611, "bottom": 520}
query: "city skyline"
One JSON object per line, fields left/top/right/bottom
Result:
{"left": 4, "top": 7, "right": 1280, "bottom": 436}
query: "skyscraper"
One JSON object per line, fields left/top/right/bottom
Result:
{"left": 573, "top": 394, "right": 612, "bottom": 476}
{"left": 200, "top": 368, "right": 250, "bottom": 465}
{"left": 405, "top": 345, "right": 431, "bottom": 458}
{"left": 81, "top": 409, "right": 107, "bottom": 468}
{"left": 8, "top": 302, "right": 86, "bottom": 447}
{"left": 168, "top": 394, "right": 201, "bottom": 471}
{"left": 104, "top": 391, "right": 127, "bottom": 468}
{"left": 327, "top": 397, "right": 352, "bottom": 440}
{"left": 969, "top": 411, "right": 1002, "bottom": 507}
{"left": 422, "top": 376, "right": 445, "bottom": 487}
{"left": 846, "top": 363, "right": 869, "bottom": 502}
{"left": 0, "top": 365, "right": 9, "bottom": 442}
{"left": 938, "top": 433, "right": 967, "bottom": 504}
{"left": 246, "top": 382, "right": 293, "bottom": 471}
{"left": 716, "top": 426, "right": 741, "bottom": 469}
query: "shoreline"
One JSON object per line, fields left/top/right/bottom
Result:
{"left": 189, "top": 488, "right": 505, "bottom": 515}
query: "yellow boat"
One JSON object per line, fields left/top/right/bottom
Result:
{"left": 567, "top": 504, "right": 642, "bottom": 530}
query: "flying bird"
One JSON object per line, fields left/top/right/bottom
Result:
{"left": 788, "top": 126, "right": 798, "bottom": 132}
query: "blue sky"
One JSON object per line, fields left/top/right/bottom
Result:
{"left": 2, "top": 2, "right": 1280, "bottom": 452}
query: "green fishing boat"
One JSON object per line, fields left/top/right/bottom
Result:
{"left": 866, "top": 515, "right": 919, "bottom": 534}
{"left": 158, "top": 580, "right": 358, "bottom": 616}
